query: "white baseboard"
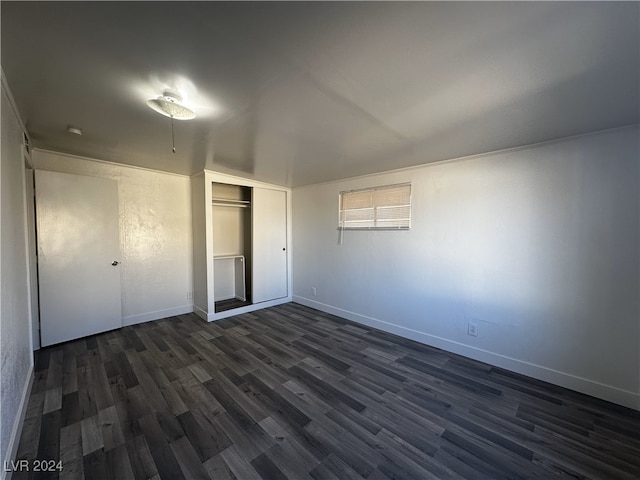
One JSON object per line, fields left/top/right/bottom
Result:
{"left": 122, "top": 305, "right": 193, "bottom": 327}
{"left": 193, "top": 305, "right": 208, "bottom": 322}
{"left": 2, "top": 364, "right": 34, "bottom": 480}
{"left": 205, "top": 296, "right": 292, "bottom": 322}
{"left": 293, "top": 295, "right": 640, "bottom": 411}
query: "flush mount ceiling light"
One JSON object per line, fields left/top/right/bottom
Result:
{"left": 146, "top": 91, "right": 196, "bottom": 153}
{"left": 146, "top": 91, "right": 196, "bottom": 120}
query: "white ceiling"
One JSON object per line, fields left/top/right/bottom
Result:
{"left": 2, "top": 2, "right": 638, "bottom": 187}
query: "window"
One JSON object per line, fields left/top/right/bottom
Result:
{"left": 338, "top": 183, "right": 411, "bottom": 230}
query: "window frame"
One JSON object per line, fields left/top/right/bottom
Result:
{"left": 338, "top": 182, "right": 412, "bottom": 231}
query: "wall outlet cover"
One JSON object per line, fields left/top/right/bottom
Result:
{"left": 467, "top": 322, "right": 478, "bottom": 337}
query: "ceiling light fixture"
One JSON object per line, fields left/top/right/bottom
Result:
{"left": 146, "top": 91, "right": 196, "bottom": 120}
{"left": 146, "top": 91, "right": 196, "bottom": 153}
{"left": 66, "top": 125, "right": 83, "bottom": 135}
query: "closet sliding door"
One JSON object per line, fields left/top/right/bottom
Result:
{"left": 252, "top": 187, "right": 287, "bottom": 303}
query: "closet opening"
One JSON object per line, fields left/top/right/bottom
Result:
{"left": 212, "top": 182, "right": 253, "bottom": 313}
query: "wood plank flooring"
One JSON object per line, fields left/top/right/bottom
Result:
{"left": 215, "top": 298, "right": 252, "bottom": 313}
{"left": 13, "top": 303, "right": 640, "bottom": 479}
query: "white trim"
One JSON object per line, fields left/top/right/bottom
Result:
{"left": 205, "top": 296, "right": 292, "bottom": 322}
{"left": 293, "top": 124, "right": 640, "bottom": 190}
{"left": 1, "top": 67, "right": 29, "bottom": 139}
{"left": 193, "top": 304, "right": 208, "bottom": 321}
{"left": 32, "top": 148, "right": 190, "bottom": 179}
{"left": 1, "top": 365, "right": 34, "bottom": 480}
{"left": 122, "top": 305, "right": 193, "bottom": 327}
{"left": 293, "top": 295, "right": 640, "bottom": 411}
{"left": 21, "top": 147, "right": 37, "bottom": 351}
{"left": 204, "top": 169, "right": 291, "bottom": 191}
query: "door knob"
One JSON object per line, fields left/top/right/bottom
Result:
{"left": 112, "top": 261, "right": 119, "bottom": 266}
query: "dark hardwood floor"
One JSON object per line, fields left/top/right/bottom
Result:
{"left": 215, "top": 298, "right": 252, "bottom": 313}
{"left": 13, "top": 303, "right": 640, "bottom": 479}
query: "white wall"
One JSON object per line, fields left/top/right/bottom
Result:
{"left": 32, "top": 149, "right": 193, "bottom": 326}
{"left": 293, "top": 126, "right": 640, "bottom": 409}
{"left": 1, "top": 75, "right": 34, "bottom": 477}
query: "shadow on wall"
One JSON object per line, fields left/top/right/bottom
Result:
{"left": 322, "top": 134, "right": 639, "bottom": 395}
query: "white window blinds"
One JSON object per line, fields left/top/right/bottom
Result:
{"left": 338, "top": 183, "right": 411, "bottom": 230}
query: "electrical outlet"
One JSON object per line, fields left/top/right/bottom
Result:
{"left": 187, "top": 291, "right": 193, "bottom": 300}
{"left": 467, "top": 322, "right": 478, "bottom": 337}
{"left": 312, "top": 287, "right": 317, "bottom": 296}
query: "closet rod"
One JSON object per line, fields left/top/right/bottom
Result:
{"left": 212, "top": 202, "right": 250, "bottom": 208}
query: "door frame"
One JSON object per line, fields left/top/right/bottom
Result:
{"left": 23, "top": 145, "right": 40, "bottom": 350}
{"left": 200, "top": 171, "right": 293, "bottom": 322}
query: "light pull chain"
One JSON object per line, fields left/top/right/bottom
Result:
{"left": 171, "top": 115, "right": 176, "bottom": 153}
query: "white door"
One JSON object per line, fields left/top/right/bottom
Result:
{"left": 252, "top": 188, "right": 288, "bottom": 303}
{"left": 36, "top": 170, "right": 122, "bottom": 346}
